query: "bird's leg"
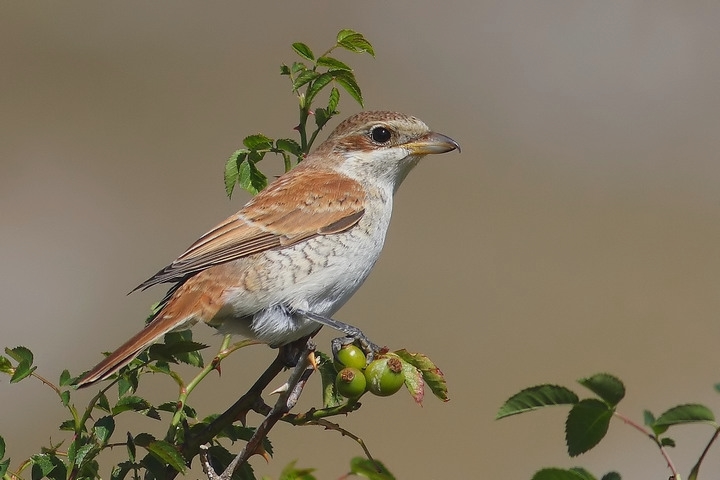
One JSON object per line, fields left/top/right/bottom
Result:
{"left": 295, "top": 309, "right": 381, "bottom": 360}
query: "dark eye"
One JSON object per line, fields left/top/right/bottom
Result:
{"left": 370, "top": 126, "right": 392, "bottom": 144}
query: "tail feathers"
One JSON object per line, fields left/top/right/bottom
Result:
{"left": 75, "top": 315, "right": 185, "bottom": 388}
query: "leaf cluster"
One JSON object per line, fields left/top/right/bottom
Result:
{"left": 224, "top": 29, "right": 374, "bottom": 199}
{"left": 497, "top": 373, "right": 720, "bottom": 480}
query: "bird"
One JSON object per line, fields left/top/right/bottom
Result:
{"left": 75, "top": 110, "right": 459, "bottom": 388}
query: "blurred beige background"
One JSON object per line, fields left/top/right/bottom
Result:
{"left": 2, "top": 2, "right": 720, "bottom": 479}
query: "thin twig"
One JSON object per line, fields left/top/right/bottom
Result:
{"left": 614, "top": 411, "right": 679, "bottom": 479}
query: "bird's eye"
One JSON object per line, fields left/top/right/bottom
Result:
{"left": 370, "top": 126, "right": 392, "bottom": 144}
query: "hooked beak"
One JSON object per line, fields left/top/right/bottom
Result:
{"left": 406, "top": 131, "right": 461, "bottom": 155}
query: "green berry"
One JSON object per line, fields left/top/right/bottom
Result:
{"left": 334, "top": 344, "right": 367, "bottom": 370}
{"left": 335, "top": 367, "right": 367, "bottom": 399}
{"left": 364, "top": 357, "right": 405, "bottom": 397}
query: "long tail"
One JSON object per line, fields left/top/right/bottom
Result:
{"left": 74, "top": 312, "right": 187, "bottom": 388}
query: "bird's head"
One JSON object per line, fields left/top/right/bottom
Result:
{"left": 309, "top": 111, "right": 460, "bottom": 191}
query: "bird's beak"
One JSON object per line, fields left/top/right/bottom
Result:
{"left": 406, "top": 132, "right": 461, "bottom": 155}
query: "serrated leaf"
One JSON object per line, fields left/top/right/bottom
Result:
{"left": 144, "top": 439, "right": 186, "bottom": 473}
{"left": 93, "top": 416, "right": 115, "bottom": 444}
{"left": 349, "top": 457, "right": 395, "bottom": 480}
{"left": 149, "top": 340, "right": 208, "bottom": 366}
{"left": 73, "top": 443, "right": 95, "bottom": 468}
{"left": 224, "top": 149, "right": 247, "bottom": 198}
{"left": 336, "top": 30, "right": 375, "bottom": 57}
{"left": 276, "top": 138, "right": 302, "bottom": 157}
{"left": 399, "top": 357, "right": 424, "bottom": 404}
{"left": 328, "top": 86, "right": 340, "bottom": 113}
{"left": 317, "top": 56, "right": 352, "bottom": 72}
{"left": 317, "top": 352, "right": 343, "bottom": 408}
{"left": 0, "top": 356, "right": 12, "bottom": 374}
{"left": 334, "top": 72, "right": 364, "bottom": 107}
{"left": 565, "top": 398, "right": 613, "bottom": 457}
{"left": 0, "top": 459, "right": 9, "bottom": 477}
{"left": 5, "top": 346, "right": 33, "bottom": 364}
{"left": 205, "top": 445, "right": 255, "bottom": 480}
{"left": 132, "top": 432, "right": 155, "bottom": 447}
{"left": 305, "top": 72, "right": 334, "bottom": 106}
{"left": 280, "top": 64, "right": 291, "bottom": 75}
{"left": 58, "top": 419, "right": 75, "bottom": 431}
{"left": 112, "top": 396, "right": 160, "bottom": 419}
{"left": 293, "top": 70, "right": 320, "bottom": 91}
{"left": 578, "top": 373, "right": 625, "bottom": 407}
{"left": 291, "top": 42, "right": 315, "bottom": 61}
{"left": 239, "top": 159, "right": 268, "bottom": 195}
{"left": 394, "top": 349, "right": 449, "bottom": 402}
{"left": 10, "top": 360, "right": 36, "bottom": 383}
{"left": 497, "top": 384, "right": 578, "bottom": 419}
{"left": 600, "top": 472, "right": 621, "bottom": 480}
{"left": 531, "top": 468, "right": 595, "bottom": 480}
{"left": 30, "top": 454, "right": 57, "bottom": 477}
{"left": 0, "top": 435, "right": 5, "bottom": 459}
{"left": 242, "top": 134, "right": 273, "bottom": 151}
{"left": 654, "top": 403, "right": 715, "bottom": 428}
{"left": 291, "top": 61, "right": 307, "bottom": 75}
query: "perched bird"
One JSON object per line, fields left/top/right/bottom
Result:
{"left": 76, "top": 111, "right": 459, "bottom": 387}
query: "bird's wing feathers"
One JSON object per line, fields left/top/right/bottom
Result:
{"left": 134, "top": 170, "right": 365, "bottom": 290}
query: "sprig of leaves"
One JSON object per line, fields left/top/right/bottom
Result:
{"left": 497, "top": 373, "right": 720, "bottom": 480}
{"left": 225, "top": 29, "right": 374, "bottom": 198}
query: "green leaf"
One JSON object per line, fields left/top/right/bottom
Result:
{"left": 149, "top": 339, "right": 208, "bottom": 367}
{"left": 643, "top": 410, "right": 655, "bottom": 426}
{"left": 565, "top": 399, "right": 613, "bottom": 457}
{"left": 93, "top": 416, "right": 115, "bottom": 444}
{"left": 531, "top": 468, "right": 595, "bottom": 480}
{"left": 0, "top": 459, "right": 9, "bottom": 478}
{"left": 276, "top": 138, "right": 302, "bottom": 157}
{"left": 111, "top": 462, "right": 133, "bottom": 480}
{"left": 334, "top": 71, "right": 364, "bottom": 107}
{"left": 394, "top": 349, "right": 449, "bottom": 402}
{"left": 279, "top": 460, "right": 316, "bottom": 480}
{"left": 291, "top": 42, "right": 315, "bottom": 61}
{"left": 317, "top": 56, "right": 352, "bottom": 72}
{"left": 497, "top": 384, "right": 578, "bottom": 419}
{"left": 314, "top": 107, "right": 331, "bottom": 130}
{"left": 336, "top": 30, "right": 375, "bottom": 57}
{"left": 349, "top": 457, "right": 395, "bottom": 480}
{"left": 60, "top": 390, "right": 70, "bottom": 407}
{"left": 305, "top": 72, "right": 335, "bottom": 106}
{"left": 600, "top": 472, "right": 621, "bottom": 480}
{"left": 0, "top": 435, "right": 5, "bottom": 459}
{"left": 58, "top": 419, "right": 75, "bottom": 431}
{"left": 10, "top": 360, "right": 36, "bottom": 383}
{"left": 59, "top": 369, "right": 71, "bottom": 386}
{"left": 239, "top": 158, "right": 268, "bottom": 195}
{"left": 5, "top": 346, "right": 33, "bottom": 364}
{"left": 96, "top": 392, "right": 111, "bottom": 413}
{"left": 291, "top": 61, "right": 307, "bottom": 75}
{"left": 280, "top": 64, "right": 291, "bottom": 75}
{"left": 578, "top": 373, "right": 625, "bottom": 407}
{"left": 402, "top": 360, "right": 425, "bottom": 404}
{"left": 292, "top": 70, "right": 320, "bottom": 91}
{"left": 317, "top": 352, "right": 343, "bottom": 408}
{"left": 224, "top": 149, "right": 248, "bottom": 198}
{"left": 126, "top": 432, "right": 136, "bottom": 463}
{"left": 328, "top": 86, "right": 340, "bottom": 113}
{"left": 242, "top": 134, "right": 273, "bottom": 151}
{"left": 654, "top": 403, "right": 716, "bottom": 428}
{"left": 31, "top": 454, "right": 57, "bottom": 478}
{"left": 0, "top": 356, "right": 12, "bottom": 374}
{"left": 144, "top": 439, "right": 187, "bottom": 474}
{"left": 112, "top": 396, "right": 160, "bottom": 419}
{"left": 660, "top": 437, "right": 676, "bottom": 447}
{"left": 72, "top": 443, "right": 95, "bottom": 468}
